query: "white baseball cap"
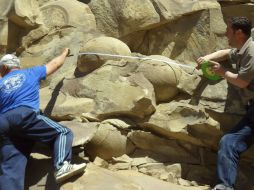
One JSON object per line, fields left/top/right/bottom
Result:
{"left": 0, "top": 54, "right": 21, "bottom": 68}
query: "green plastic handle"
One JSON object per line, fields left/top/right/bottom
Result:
{"left": 201, "top": 60, "right": 221, "bottom": 81}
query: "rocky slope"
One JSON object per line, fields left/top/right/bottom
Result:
{"left": 1, "top": 0, "right": 254, "bottom": 190}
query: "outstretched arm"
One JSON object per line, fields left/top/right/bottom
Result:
{"left": 45, "top": 48, "right": 70, "bottom": 76}
{"left": 196, "top": 49, "right": 249, "bottom": 88}
{"left": 196, "top": 49, "right": 231, "bottom": 68}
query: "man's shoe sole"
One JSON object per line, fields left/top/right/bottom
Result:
{"left": 56, "top": 163, "right": 87, "bottom": 183}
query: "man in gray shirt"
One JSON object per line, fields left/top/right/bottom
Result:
{"left": 197, "top": 17, "right": 254, "bottom": 190}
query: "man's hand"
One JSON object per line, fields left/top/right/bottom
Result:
{"left": 63, "top": 48, "right": 70, "bottom": 57}
{"left": 196, "top": 49, "right": 231, "bottom": 69}
{"left": 67, "top": 49, "right": 74, "bottom": 57}
{"left": 46, "top": 48, "right": 70, "bottom": 76}
{"left": 196, "top": 57, "right": 226, "bottom": 77}
{"left": 196, "top": 57, "right": 206, "bottom": 69}
{"left": 207, "top": 60, "right": 226, "bottom": 76}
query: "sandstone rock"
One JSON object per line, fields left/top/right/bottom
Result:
{"left": 37, "top": 0, "right": 51, "bottom": 6}
{"left": 18, "top": 0, "right": 97, "bottom": 83}
{"left": 122, "top": 5, "right": 227, "bottom": 66}
{"left": 87, "top": 0, "right": 160, "bottom": 37}
{"left": 93, "top": 157, "right": 109, "bottom": 168}
{"left": 112, "top": 154, "right": 134, "bottom": 164}
{"left": 128, "top": 131, "right": 201, "bottom": 164}
{"left": 0, "top": 0, "right": 13, "bottom": 19}
{"left": 109, "top": 154, "right": 157, "bottom": 173}
{"left": 20, "top": 55, "right": 47, "bottom": 68}
{"left": 142, "top": 101, "right": 222, "bottom": 148}
{"left": 101, "top": 118, "right": 135, "bottom": 130}
{"left": 137, "top": 55, "right": 181, "bottom": 102}
{"left": 10, "top": 0, "right": 42, "bottom": 27}
{"left": 220, "top": 3, "right": 254, "bottom": 28}
{"left": 21, "top": 27, "right": 101, "bottom": 88}
{"left": 189, "top": 78, "right": 246, "bottom": 115}
{"left": 87, "top": 0, "right": 220, "bottom": 39}
{"left": 77, "top": 36, "right": 131, "bottom": 73}
{"left": 25, "top": 154, "right": 57, "bottom": 190}
{"left": 86, "top": 123, "right": 134, "bottom": 160}
{"left": 1, "top": 1, "right": 254, "bottom": 189}
{"left": 0, "top": 0, "right": 13, "bottom": 50}
{"left": 178, "top": 178, "right": 192, "bottom": 186}
{"left": 40, "top": 86, "right": 95, "bottom": 120}
{"left": 151, "top": 0, "right": 219, "bottom": 21}
{"left": 40, "top": 0, "right": 96, "bottom": 29}
{"left": 61, "top": 163, "right": 204, "bottom": 190}
{"left": 26, "top": 153, "right": 86, "bottom": 190}
{"left": 138, "top": 163, "right": 181, "bottom": 183}
{"left": 177, "top": 70, "right": 201, "bottom": 96}
{"left": 61, "top": 60, "right": 156, "bottom": 120}
{"left": 20, "top": 25, "right": 49, "bottom": 50}
{"left": 180, "top": 163, "right": 216, "bottom": 186}
{"left": 0, "top": 0, "right": 42, "bottom": 53}
{"left": 0, "top": 20, "right": 8, "bottom": 53}
{"left": 218, "top": 0, "right": 254, "bottom": 4}
{"left": 59, "top": 121, "right": 98, "bottom": 147}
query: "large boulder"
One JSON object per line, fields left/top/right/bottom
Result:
{"left": 77, "top": 36, "right": 131, "bottom": 73}
{"left": 86, "top": 123, "right": 135, "bottom": 160}
{"left": 142, "top": 101, "right": 222, "bottom": 149}
{"left": 136, "top": 55, "right": 181, "bottom": 102}
{"left": 40, "top": 86, "right": 95, "bottom": 120}
{"left": 60, "top": 60, "right": 156, "bottom": 120}
{"left": 59, "top": 121, "right": 98, "bottom": 147}
{"left": 136, "top": 55, "right": 201, "bottom": 102}
{"left": 40, "top": 0, "right": 96, "bottom": 28}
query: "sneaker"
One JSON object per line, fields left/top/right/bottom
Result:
{"left": 212, "top": 184, "right": 234, "bottom": 190}
{"left": 55, "top": 161, "right": 87, "bottom": 183}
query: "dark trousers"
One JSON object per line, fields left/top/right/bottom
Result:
{"left": 216, "top": 104, "right": 254, "bottom": 188}
{"left": 0, "top": 106, "right": 73, "bottom": 190}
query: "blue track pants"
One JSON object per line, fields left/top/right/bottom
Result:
{"left": 0, "top": 106, "right": 73, "bottom": 190}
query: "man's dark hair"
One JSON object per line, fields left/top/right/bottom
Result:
{"left": 228, "top": 17, "right": 252, "bottom": 37}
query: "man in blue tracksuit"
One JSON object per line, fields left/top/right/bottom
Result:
{"left": 0, "top": 48, "right": 86, "bottom": 190}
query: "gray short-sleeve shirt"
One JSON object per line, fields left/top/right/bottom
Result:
{"left": 229, "top": 37, "right": 254, "bottom": 105}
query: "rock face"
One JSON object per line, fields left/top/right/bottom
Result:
{"left": 1, "top": 0, "right": 254, "bottom": 190}
{"left": 60, "top": 164, "right": 204, "bottom": 190}
{"left": 87, "top": 0, "right": 160, "bottom": 37}
{"left": 40, "top": 0, "right": 95, "bottom": 28}
{"left": 120, "top": 1, "right": 227, "bottom": 64}
{"left": 143, "top": 101, "right": 222, "bottom": 148}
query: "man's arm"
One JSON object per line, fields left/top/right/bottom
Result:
{"left": 208, "top": 60, "right": 249, "bottom": 88}
{"left": 223, "top": 71, "right": 249, "bottom": 88}
{"left": 45, "top": 48, "right": 69, "bottom": 76}
{"left": 196, "top": 49, "right": 249, "bottom": 88}
{"left": 196, "top": 49, "right": 231, "bottom": 67}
